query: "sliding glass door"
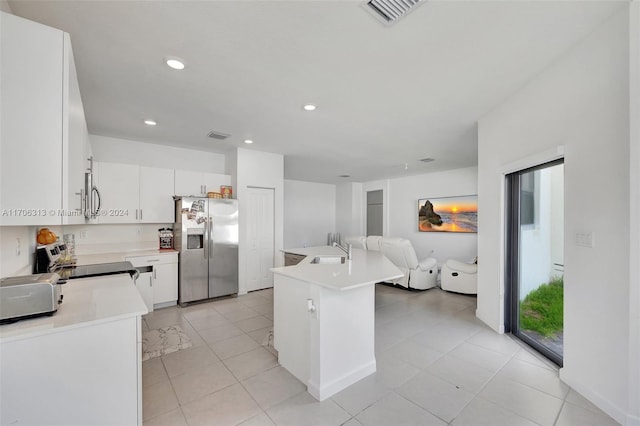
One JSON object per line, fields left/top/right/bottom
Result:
{"left": 505, "top": 159, "right": 564, "bottom": 365}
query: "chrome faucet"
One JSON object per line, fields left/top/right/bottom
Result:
{"left": 332, "top": 241, "right": 352, "bottom": 260}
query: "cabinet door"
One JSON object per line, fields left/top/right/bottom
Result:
{"left": 202, "top": 172, "right": 231, "bottom": 195}
{"left": 135, "top": 272, "right": 154, "bottom": 312}
{"left": 139, "top": 166, "right": 174, "bottom": 223}
{"left": 94, "top": 162, "right": 139, "bottom": 223}
{"left": 174, "top": 170, "right": 205, "bottom": 196}
{"left": 62, "top": 36, "right": 88, "bottom": 225}
{"left": 0, "top": 13, "right": 63, "bottom": 225}
{"left": 153, "top": 262, "right": 178, "bottom": 305}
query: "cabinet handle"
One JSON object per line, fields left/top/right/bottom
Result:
{"left": 147, "top": 259, "right": 160, "bottom": 263}
{"left": 153, "top": 269, "right": 157, "bottom": 279}
{"left": 140, "top": 209, "right": 143, "bottom": 221}
{"left": 135, "top": 209, "right": 138, "bottom": 220}
{"left": 203, "top": 185, "right": 207, "bottom": 194}
{"left": 149, "top": 276, "right": 152, "bottom": 287}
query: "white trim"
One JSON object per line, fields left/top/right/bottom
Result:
{"left": 560, "top": 367, "right": 627, "bottom": 425}
{"left": 307, "top": 360, "right": 376, "bottom": 401}
{"left": 500, "top": 146, "right": 564, "bottom": 175}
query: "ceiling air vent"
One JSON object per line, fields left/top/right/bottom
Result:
{"left": 365, "top": 0, "right": 424, "bottom": 25}
{"left": 419, "top": 158, "right": 435, "bottom": 163}
{"left": 207, "top": 130, "right": 231, "bottom": 140}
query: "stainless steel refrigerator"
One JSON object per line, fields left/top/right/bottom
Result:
{"left": 174, "top": 197, "right": 238, "bottom": 305}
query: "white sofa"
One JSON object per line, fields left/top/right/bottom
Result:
{"left": 366, "top": 236, "right": 383, "bottom": 251}
{"left": 441, "top": 259, "right": 477, "bottom": 294}
{"left": 380, "top": 237, "right": 438, "bottom": 290}
{"left": 343, "top": 236, "right": 367, "bottom": 250}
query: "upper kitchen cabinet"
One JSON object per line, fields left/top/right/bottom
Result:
{"left": 0, "top": 12, "right": 89, "bottom": 226}
{"left": 174, "top": 170, "right": 231, "bottom": 197}
{"left": 1, "top": 12, "right": 63, "bottom": 225}
{"left": 95, "top": 162, "right": 174, "bottom": 224}
{"left": 62, "top": 40, "right": 91, "bottom": 225}
{"left": 139, "top": 166, "right": 175, "bottom": 223}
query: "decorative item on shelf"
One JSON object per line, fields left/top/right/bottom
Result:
{"left": 37, "top": 228, "right": 57, "bottom": 245}
{"left": 220, "top": 185, "right": 233, "bottom": 199}
{"left": 207, "top": 192, "right": 222, "bottom": 199}
{"left": 158, "top": 228, "right": 174, "bottom": 250}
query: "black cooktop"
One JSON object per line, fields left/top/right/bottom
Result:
{"left": 57, "top": 261, "right": 137, "bottom": 281}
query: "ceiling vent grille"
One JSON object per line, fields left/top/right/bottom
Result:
{"left": 365, "top": 0, "right": 424, "bottom": 24}
{"left": 207, "top": 130, "right": 231, "bottom": 140}
{"left": 419, "top": 157, "right": 435, "bottom": 163}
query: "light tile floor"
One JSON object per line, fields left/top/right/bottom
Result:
{"left": 142, "top": 284, "right": 619, "bottom": 426}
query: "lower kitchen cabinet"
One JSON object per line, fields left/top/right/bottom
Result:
{"left": 135, "top": 270, "right": 154, "bottom": 312}
{"left": 126, "top": 253, "right": 178, "bottom": 308}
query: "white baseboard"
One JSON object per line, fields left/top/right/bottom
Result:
{"left": 308, "top": 360, "right": 376, "bottom": 401}
{"left": 560, "top": 367, "right": 628, "bottom": 425}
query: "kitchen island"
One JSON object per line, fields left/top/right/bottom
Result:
{"left": 0, "top": 274, "right": 147, "bottom": 425}
{"left": 271, "top": 246, "right": 402, "bottom": 401}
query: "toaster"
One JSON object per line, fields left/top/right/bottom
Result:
{"left": 0, "top": 273, "right": 62, "bottom": 324}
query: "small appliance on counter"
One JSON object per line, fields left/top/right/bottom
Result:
{"left": 0, "top": 273, "right": 63, "bottom": 324}
{"left": 158, "top": 228, "right": 174, "bottom": 250}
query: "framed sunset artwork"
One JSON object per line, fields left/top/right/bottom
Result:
{"left": 418, "top": 195, "right": 478, "bottom": 233}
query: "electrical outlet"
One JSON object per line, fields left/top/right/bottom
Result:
{"left": 575, "top": 232, "right": 594, "bottom": 248}
{"left": 16, "top": 238, "right": 20, "bottom": 256}
{"left": 80, "top": 230, "right": 88, "bottom": 239}
{"left": 136, "top": 228, "right": 142, "bottom": 237}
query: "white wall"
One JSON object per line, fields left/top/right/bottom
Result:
{"left": 628, "top": 2, "right": 640, "bottom": 423}
{"left": 335, "top": 182, "right": 363, "bottom": 238}
{"left": 234, "top": 148, "right": 284, "bottom": 295}
{"left": 0, "top": 226, "right": 33, "bottom": 276}
{"left": 386, "top": 167, "right": 478, "bottom": 265}
{"left": 283, "top": 180, "right": 335, "bottom": 249}
{"left": 90, "top": 135, "right": 226, "bottom": 174}
{"left": 478, "top": 8, "right": 633, "bottom": 424}
{"left": 0, "top": 0, "right": 12, "bottom": 13}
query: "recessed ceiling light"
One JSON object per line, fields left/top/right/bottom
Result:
{"left": 303, "top": 104, "right": 316, "bottom": 111}
{"left": 244, "top": 139, "right": 254, "bottom": 144}
{"left": 165, "top": 57, "right": 185, "bottom": 70}
{"left": 144, "top": 119, "right": 157, "bottom": 126}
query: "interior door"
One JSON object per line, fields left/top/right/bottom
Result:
{"left": 506, "top": 160, "right": 564, "bottom": 365}
{"left": 246, "top": 187, "right": 275, "bottom": 292}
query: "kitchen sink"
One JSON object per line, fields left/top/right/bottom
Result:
{"left": 310, "top": 256, "right": 346, "bottom": 264}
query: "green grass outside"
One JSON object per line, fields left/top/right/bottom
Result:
{"left": 520, "top": 276, "right": 563, "bottom": 338}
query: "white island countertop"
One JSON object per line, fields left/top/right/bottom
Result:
{"left": 0, "top": 274, "right": 148, "bottom": 343}
{"left": 272, "top": 246, "right": 403, "bottom": 291}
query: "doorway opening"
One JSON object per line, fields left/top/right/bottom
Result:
{"left": 505, "top": 159, "right": 564, "bottom": 366}
{"left": 367, "top": 190, "right": 383, "bottom": 236}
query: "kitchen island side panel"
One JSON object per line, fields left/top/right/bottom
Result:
{"left": 1, "top": 316, "right": 140, "bottom": 425}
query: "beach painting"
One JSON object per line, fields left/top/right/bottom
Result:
{"left": 418, "top": 195, "right": 478, "bottom": 233}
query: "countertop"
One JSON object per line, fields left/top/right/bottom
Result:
{"left": 76, "top": 249, "right": 178, "bottom": 266}
{"left": 272, "top": 246, "right": 403, "bottom": 291}
{"left": 0, "top": 274, "right": 148, "bottom": 343}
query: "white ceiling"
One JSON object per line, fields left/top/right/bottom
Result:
{"left": 8, "top": 0, "right": 624, "bottom": 183}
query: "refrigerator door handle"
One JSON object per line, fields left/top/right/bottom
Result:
{"left": 209, "top": 216, "right": 213, "bottom": 258}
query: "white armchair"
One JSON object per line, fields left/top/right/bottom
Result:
{"left": 441, "top": 259, "right": 477, "bottom": 294}
{"left": 366, "top": 236, "right": 383, "bottom": 251}
{"left": 343, "top": 236, "right": 367, "bottom": 250}
{"left": 380, "top": 237, "right": 438, "bottom": 290}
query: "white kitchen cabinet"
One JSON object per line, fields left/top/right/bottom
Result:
{"left": 139, "top": 166, "right": 175, "bottom": 223}
{"left": 0, "top": 12, "right": 89, "bottom": 226}
{"left": 135, "top": 271, "right": 154, "bottom": 312}
{"left": 126, "top": 253, "right": 178, "bottom": 308}
{"left": 153, "top": 262, "right": 179, "bottom": 305}
{"left": 61, "top": 39, "right": 91, "bottom": 225}
{"left": 0, "top": 12, "right": 63, "bottom": 225}
{"left": 95, "top": 163, "right": 174, "bottom": 224}
{"left": 94, "top": 162, "right": 139, "bottom": 223}
{"left": 175, "top": 169, "right": 231, "bottom": 196}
